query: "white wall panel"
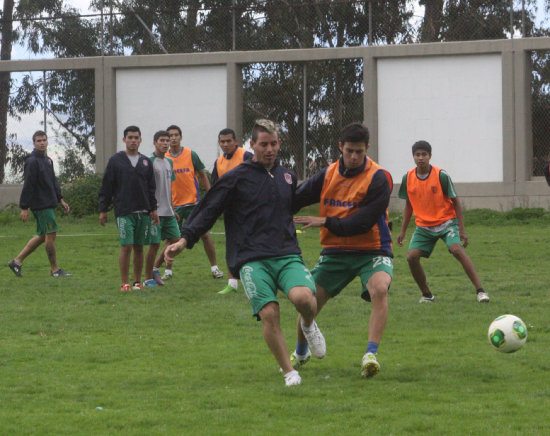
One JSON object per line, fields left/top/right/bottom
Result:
{"left": 377, "top": 54, "right": 503, "bottom": 183}
{"left": 116, "top": 66, "right": 227, "bottom": 172}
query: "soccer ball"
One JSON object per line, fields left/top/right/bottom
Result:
{"left": 488, "top": 314, "right": 527, "bottom": 353}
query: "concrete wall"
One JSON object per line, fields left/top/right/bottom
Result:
{"left": 1, "top": 37, "right": 550, "bottom": 210}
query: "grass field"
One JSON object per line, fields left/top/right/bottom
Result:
{"left": 1, "top": 208, "right": 549, "bottom": 435}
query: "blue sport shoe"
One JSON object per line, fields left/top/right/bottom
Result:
{"left": 143, "top": 279, "right": 157, "bottom": 287}
{"left": 153, "top": 269, "right": 164, "bottom": 285}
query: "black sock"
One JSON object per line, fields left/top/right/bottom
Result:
{"left": 476, "top": 288, "right": 484, "bottom": 294}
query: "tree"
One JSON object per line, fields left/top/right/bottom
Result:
{"left": 0, "top": 0, "right": 15, "bottom": 184}
{"left": 419, "top": 0, "right": 444, "bottom": 42}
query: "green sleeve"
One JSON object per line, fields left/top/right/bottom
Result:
{"left": 397, "top": 173, "right": 409, "bottom": 200}
{"left": 166, "top": 156, "right": 176, "bottom": 182}
{"left": 439, "top": 170, "right": 457, "bottom": 199}
{"left": 191, "top": 150, "right": 205, "bottom": 172}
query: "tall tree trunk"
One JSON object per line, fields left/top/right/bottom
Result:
{"left": 183, "top": 0, "right": 200, "bottom": 52}
{"left": 0, "top": 0, "right": 15, "bottom": 183}
{"left": 419, "top": 0, "right": 444, "bottom": 43}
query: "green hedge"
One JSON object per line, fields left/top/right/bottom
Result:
{"left": 60, "top": 174, "right": 104, "bottom": 218}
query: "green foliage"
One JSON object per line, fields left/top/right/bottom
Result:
{"left": 465, "top": 207, "right": 550, "bottom": 225}
{"left": 0, "top": 203, "right": 21, "bottom": 225}
{"left": 58, "top": 146, "right": 94, "bottom": 185}
{"left": 0, "top": 218, "right": 549, "bottom": 434}
{"left": 59, "top": 173, "right": 103, "bottom": 217}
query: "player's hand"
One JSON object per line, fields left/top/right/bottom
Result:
{"left": 60, "top": 199, "right": 70, "bottom": 214}
{"left": 99, "top": 212, "right": 108, "bottom": 226}
{"left": 460, "top": 231, "right": 469, "bottom": 248}
{"left": 165, "top": 239, "right": 187, "bottom": 262}
{"left": 150, "top": 210, "right": 160, "bottom": 226}
{"left": 174, "top": 211, "right": 181, "bottom": 222}
{"left": 397, "top": 232, "right": 406, "bottom": 247}
{"left": 20, "top": 209, "right": 29, "bottom": 222}
{"left": 294, "top": 216, "right": 326, "bottom": 230}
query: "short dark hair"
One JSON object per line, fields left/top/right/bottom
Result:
{"left": 123, "top": 125, "right": 141, "bottom": 138}
{"left": 412, "top": 140, "right": 432, "bottom": 155}
{"left": 251, "top": 119, "right": 278, "bottom": 142}
{"left": 166, "top": 125, "right": 182, "bottom": 136}
{"left": 32, "top": 130, "right": 47, "bottom": 142}
{"left": 218, "top": 128, "right": 236, "bottom": 139}
{"left": 154, "top": 130, "right": 170, "bottom": 142}
{"left": 340, "top": 123, "right": 369, "bottom": 145}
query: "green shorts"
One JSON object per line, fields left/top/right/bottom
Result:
{"left": 240, "top": 255, "right": 316, "bottom": 319}
{"left": 149, "top": 215, "right": 181, "bottom": 244}
{"left": 409, "top": 220, "right": 461, "bottom": 258}
{"left": 312, "top": 253, "right": 393, "bottom": 302}
{"left": 174, "top": 205, "right": 195, "bottom": 232}
{"left": 116, "top": 213, "right": 151, "bottom": 246}
{"left": 32, "top": 208, "right": 58, "bottom": 235}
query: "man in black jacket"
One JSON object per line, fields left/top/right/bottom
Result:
{"left": 98, "top": 126, "right": 159, "bottom": 292}
{"left": 165, "top": 119, "right": 326, "bottom": 387}
{"left": 8, "top": 130, "right": 71, "bottom": 278}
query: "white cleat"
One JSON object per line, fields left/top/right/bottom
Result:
{"left": 300, "top": 319, "right": 326, "bottom": 359}
{"left": 477, "top": 291, "right": 490, "bottom": 303}
{"left": 361, "top": 353, "right": 380, "bottom": 378}
{"left": 211, "top": 266, "right": 224, "bottom": 279}
{"left": 284, "top": 370, "right": 302, "bottom": 387}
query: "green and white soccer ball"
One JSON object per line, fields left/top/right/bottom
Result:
{"left": 488, "top": 314, "right": 527, "bottom": 353}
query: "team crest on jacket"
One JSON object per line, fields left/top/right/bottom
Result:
{"left": 143, "top": 160, "right": 148, "bottom": 166}
{"left": 431, "top": 186, "right": 437, "bottom": 193}
{"left": 284, "top": 173, "right": 292, "bottom": 184}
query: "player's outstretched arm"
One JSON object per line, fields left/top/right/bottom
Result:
{"left": 294, "top": 216, "right": 326, "bottom": 230}
{"left": 165, "top": 239, "right": 188, "bottom": 263}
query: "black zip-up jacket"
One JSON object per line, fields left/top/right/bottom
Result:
{"left": 19, "top": 149, "right": 63, "bottom": 211}
{"left": 293, "top": 156, "right": 393, "bottom": 257}
{"left": 98, "top": 151, "right": 157, "bottom": 217}
{"left": 181, "top": 159, "right": 301, "bottom": 278}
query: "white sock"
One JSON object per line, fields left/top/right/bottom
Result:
{"left": 228, "top": 278, "right": 238, "bottom": 289}
{"left": 211, "top": 265, "right": 219, "bottom": 272}
{"left": 164, "top": 269, "right": 172, "bottom": 275}
{"left": 301, "top": 319, "right": 315, "bottom": 332}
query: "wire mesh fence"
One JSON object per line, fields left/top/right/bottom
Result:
{"left": 1, "top": 0, "right": 550, "bottom": 183}
{"left": 243, "top": 58, "right": 364, "bottom": 179}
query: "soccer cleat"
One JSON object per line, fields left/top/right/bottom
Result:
{"left": 419, "top": 294, "right": 435, "bottom": 303}
{"left": 477, "top": 291, "right": 490, "bottom": 303}
{"left": 284, "top": 370, "right": 302, "bottom": 387}
{"left": 132, "top": 281, "right": 143, "bottom": 290}
{"left": 152, "top": 269, "right": 164, "bottom": 286}
{"left": 8, "top": 260, "right": 23, "bottom": 277}
{"left": 300, "top": 319, "right": 326, "bottom": 359}
{"left": 143, "top": 279, "right": 157, "bottom": 287}
{"left": 218, "top": 284, "right": 237, "bottom": 295}
{"left": 161, "top": 270, "right": 173, "bottom": 280}
{"left": 211, "top": 267, "right": 224, "bottom": 279}
{"left": 290, "top": 349, "right": 311, "bottom": 370}
{"left": 51, "top": 268, "right": 72, "bottom": 277}
{"left": 121, "top": 284, "right": 131, "bottom": 292}
{"left": 361, "top": 352, "right": 380, "bottom": 378}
